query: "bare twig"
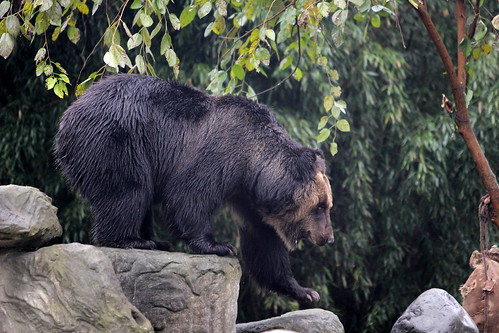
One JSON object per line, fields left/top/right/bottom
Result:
{"left": 468, "top": 0, "right": 481, "bottom": 39}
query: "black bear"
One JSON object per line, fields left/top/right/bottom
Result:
{"left": 54, "top": 74, "right": 334, "bottom": 302}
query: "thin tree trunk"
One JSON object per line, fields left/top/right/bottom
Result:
{"left": 412, "top": 1, "right": 499, "bottom": 227}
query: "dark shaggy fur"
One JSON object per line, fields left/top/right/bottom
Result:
{"left": 54, "top": 74, "right": 333, "bottom": 302}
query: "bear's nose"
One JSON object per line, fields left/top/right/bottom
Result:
{"left": 327, "top": 236, "right": 334, "bottom": 244}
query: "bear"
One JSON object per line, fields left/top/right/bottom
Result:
{"left": 54, "top": 74, "right": 334, "bottom": 302}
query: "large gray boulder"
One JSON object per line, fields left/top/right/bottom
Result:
{"left": 0, "top": 185, "right": 62, "bottom": 248}
{"left": 236, "top": 308, "right": 344, "bottom": 333}
{"left": 101, "top": 247, "right": 242, "bottom": 333}
{"left": 391, "top": 288, "right": 478, "bottom": 333}
{"left": 0, "top": 243, "right": 153, "bottom": 333}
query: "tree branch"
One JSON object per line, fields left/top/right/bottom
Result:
{"left": 456, "top": 0, "right": 467, "bottom": 86}
{"left": 412, "top": 1, "right": 499, "bottom": 227}
{"left": 468, "top": 0, "right": 481, "bottom": 39}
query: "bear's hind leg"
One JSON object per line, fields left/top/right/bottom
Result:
{"left": 89, "top": 189, "right": 158, "bottom": 250}
{"left": 240, "top": 222, "right": 320, "bottom": 302}
{"left": 165, "top": 194, "right": 237, "bottom": 256}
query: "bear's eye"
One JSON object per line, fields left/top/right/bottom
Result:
{"left": 314, "top": 202, "right": 326, "bottom": 215}
{"left": 317, "top": 202, "right": 326, "bottom": 210}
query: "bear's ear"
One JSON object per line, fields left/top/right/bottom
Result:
{"left": 289, "top": 147, "right": 325, "bottom": 181}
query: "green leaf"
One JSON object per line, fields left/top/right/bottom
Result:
{"left": 279, "top": 7, "right": 296, "bottom": 26}
{"left": 141, "top": 28, "right": 151, "bottom": 48}
{"left": 407, "top": 0, "right": 419, "bottom": 9}
{"left": 140, "top": 12, "right": 153, "bottom": 28}
{"left": 127, "top": 33, "right": 142, "bottom": 50}
{"left": 160, "top": 32, "right": 171, "bottom": 55}
{"left": 58, "top": 73, "right": 70, "bottom": 83}
{"left": 371, "top": 5, "right": 394, "bottom": 16}
{"left": 255, "top": 47, "right": 270, "bottom": 66}
{"left": 472, "top": 47, "right": 481, "bottom": 60}
{"left": 371, "top": 14, "right": 380, "bottom": 28}
{"left": 204, "top": 21, "right": 214, "bottom": 37}
{"left": 212, "top": 15, "right": 226, "bottom": 34}
{"left": 265, "top": 29, "right": 275, "bottom": 41}
{"left": 336, "top": 119, "right": 351, "bottom": 132}
{"left": 317, "top": 56, "right": 328, "bottom": 67}
{"left": 76, "top": 76, "right": 95, "bottom": 96}
{"left": 43, "top": 64, "right": 53, "bottom": 76}
{"left": 179, "top": 6, "right": 197, "bottom": 28}
{"left": 459, "top": 37, "right": 472, "bottom": 58}
{"left": 35, "top": 61, "right": 45, "bottom": 76}
{"left": 0, "top": 1, "right": 9, "bottom": 18}
{"left": 76, "top": 1, "right": 89, "bottom": 14}
{"left": 130, "top": 0, "right": 142, "bottom": 9}
{"left": 52, "top": 27, "right": 61, "bottom": 41}
{"left": 47, "top": 2, "right": 62, "bottom": 25}
{"left": 91, "top": 0, "right": 102, "bottom": 15}
{"left": 104, "top": 51, "right": 118, "bottom": 69}
{"left": 331, "top": 85, "right": 342, "bottom": 97}
{"left": 330, "top": 69, "right": 339, "bottom": 81}
{"left": 226, "top": 78, "right": 236, "bottom": 94}
{"left": 67, "top": 26, "right": 80, "bottom": 44}
{"left": 146, "top": 63, "right": 156, "bottom": 75}
{"left": 45, "top": 76, "right": 57, "bottom": 89}
{"left": 473, "top": 21, "right": 487, "bottom": 42}
{"left": 0, "top": 32, "right": 14, "bottom": 59}
{"left": 53, "top": 62, "right": 67, "bottom": 74}
{"left": 122, "top": 21, "right": 133, "bottom": 38}
{"left": 198, "top": 1, "right": 212, "bottom": 18}
{"left": 34, "top": 47, "right": 46, "bottom": 62}
{"left": 330, "top": 141, "right": 338, "bottom": 156}
{"left": 216, "top": 0, "right": 227, "bottom": 16}
{"left": 53, "top": 82, "right": 67, "bottom": 98}
{"left": 335, "top": 99, "right": 347, "bottom": 110}
{"left": 465, "top": 89, "right": 473, "bottom": 108}
{"left": 34, "top": 12, "right": 50, "bottom": 35}
{"left": 169, "top": 13, "right": 180, "bottom": 30}
{"left": 481, "top": 44, "right": 491, "bottom": 55}
{"left": 359, "top": 0, "right": 371, "bottom": 12}
{"left": 135, "top": 54, "right": 146, "bottom": 74}
{"left": 110, "top": 44, "right": 131, "bottom": 68}
{"left": 318, "top": 116, "right": 330, "bottom": 130}
{"left": 231, "top": 64, "right": 245, "bottom": 80}
{"left": 317, "top": 2, "right": 330, "bottom": 17}
{"left": 353, "top": 13, "right": 367, "bottom": 21}
{"left": 39, "top": 0, "right": 53, "bottom": 12}
{"left": 331, "top": 106, "right": 341, "bottom": 119}
{"left": 293, "top": 67, "right": 302, "bottom": 81}
{"left": 332, "top": 9, "right": 348, "bottom": 26}
{"left": 334, "top": 0, "right": 347, "bottom": 9}
{"left": 165, "top": 48, "right": 177, "bottom": 67}
{"left": 5, "top": 15, "right": 19, "bottom": 37}
{"left": 278, "top": 55, "right": 293, "bottom": 70}
{"left": 323, "top": 95, "right": 334, "bottom": 111}
{"left": 317, "top": 128, "right": 331, "bottom": 143}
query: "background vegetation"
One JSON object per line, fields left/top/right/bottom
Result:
{"left": 1, "top": 0, "right": 498, "bottom": 331}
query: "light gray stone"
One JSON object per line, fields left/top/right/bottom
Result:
{"left": 236, "top": 309, "right": 344, "bottom": 333}
{"left": 391, "top": 288, "right": 478, "bottom": 333}
{"left": 0, "top": 243, "right": 153, "bottom": 333}
{"left": 0, "top": 185, "right": 62, "bottom": 248}
{"left": 101, "top": 247, "right": 242, "bottom": 333}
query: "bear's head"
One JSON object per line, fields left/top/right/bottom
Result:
{"left": 258, "top": 148, "right": 334, "bottom": 250}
